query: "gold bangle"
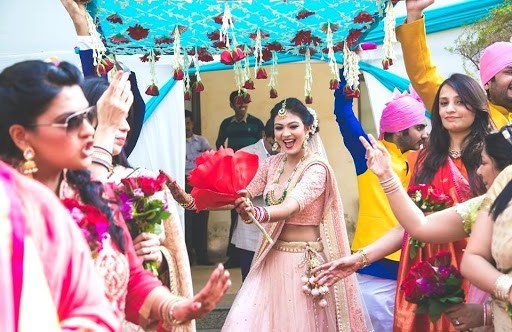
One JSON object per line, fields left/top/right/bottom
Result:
{"left": 355, "top": 249, "right": 370, "bottom": 268}
{"left": 493, "top": 274, "right": 512, "bottom": 301}
{"left": 178, "top": 193, "right": 194, "bottom": 208}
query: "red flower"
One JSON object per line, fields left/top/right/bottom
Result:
{"left": 188, "top": 147, "right": 259, "bottom": 210}
{"left": 344, "top": 86, "right": 360, "bottom": 99}
{"left": 213, "top": 14, "right": 224, "bottom": 24}
{"left": 265, "top": 41, "right": 283, "bottom": 52}
{"left": 220, "top": 50, "right": 234, "bottom": 65}
{"left": 296, "top": 9, "right": 315, "bottom": 20}
{"left": 429, "top": 251, "right": 452, "bottom": 268}
{"left": 207, "top": 31, "right": 220, "bottom": 41}
{"left": 321, "top": 23, "right": 339, "bottom": 34}
{"left": 305, "top": 95, "right": 313, "bottom": 104}
{"left": 354, "top": 11, "right": 375, "bottom": 24}
{"left": 174, "top": 68, "right": 184, "bottom": 80}
{"left": 213, "top": 40, "right": 227, "bottom": 49}
{"left": 256, "top": 68, "right": 267, "bottom": 79}
{"left": 127, "top": 24, "right": 149, "bottom": 40}
{"left": 346, "top": 29, "right": 362, "bottom": 48}
{"left": 110, "top": 34, "right": 129, "bottom": 44}
{"left": 232, "top": 48, "right": 246, "bottom": 62}
{"left": 249, "top": 30, "right": 269, "bottom": 40}
{"left": 243, "top": 79, "right": 255, "bottom": 90}
{"left": 193, "top": 81, "right": 205, "bottom": 93}
{"left": 329, "top": 78, "right": 340, "bottom": 90}
{"left": 184, "top": 89, "right": 192, "bottom": 101}
{"left": 234, "top": 94, "right": 245, "bottom": 106}
{"left": 382, "top": 57, "right": 394, "bottom": 70}
{"left": 155, "top": 37, "right": 174, "bottom": 45}
{"left": 260, "top": 48, "right": 273, "bottom": 62}
{"left": 95, "top": 57, "right": 114, "bottom": 76}
{"left": 191, "top": 48, "right": 214, "bottom": 62}
{"left": 269, "top": 87, "right": 278, "bottom": 99}
{"left": 145, "top": 84, "right": 159, "bottom": 96}
{"left": 107, "top": 14, "right": 123, "bottom": 24}
{"left": 298, "top": 47, "right": 317, "bottom": 55}
{"left": 401, "top": 276, "right": 423, "bottom": 302}
{"left": 243, "top": 92, "right": 252, "bottom": 104}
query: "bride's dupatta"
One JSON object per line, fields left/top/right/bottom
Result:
{"left": 395, "top": 157, "right": 474, "bottom": 332}
{"left": 251, "top": 152, "right": 372, "bottom": 332}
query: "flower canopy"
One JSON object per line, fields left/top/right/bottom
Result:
{"left": 87, "top": 0, "right": 391, "bottom": 59}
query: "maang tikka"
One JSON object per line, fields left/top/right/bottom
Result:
{"left": 278, "top": 99, "right": 287, "bottom": 118}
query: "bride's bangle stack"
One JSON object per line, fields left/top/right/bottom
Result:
{"left": 253, "top": 206, "right": 270, "bottom": 223}
{"left": 159, "top": 297, "right": 185, "bottom": 329}
{"left": 379, "top": 175, "right": 401, "bottom": 195}
{"left": 91, "top": 145, "right": 113, "bottom": 172}
{"left": 493, "top": 274, "right": 512, "bottom": 302}
{"left": 178, "top": 193, "right": 197, "bottom": 210}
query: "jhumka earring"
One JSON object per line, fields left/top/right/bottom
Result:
{"left": 302, "top": 133, "right": 310, "bottom": 150}
{"left": 22, "top": 147, "right": 38, "bottom": 177}
{"left": 278, "top": 99, "right": 287, "bottom": 118}
{"left": 272, "top": 142, "right": 279, "bottom": 152}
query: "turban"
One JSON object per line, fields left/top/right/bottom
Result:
{"left": 479, "top": 42, "right": 512, "bottom": 85}
{"left": 378, "top": 87, "right": 426, "bottom": 139}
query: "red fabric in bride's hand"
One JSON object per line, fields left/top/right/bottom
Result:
{"left": 188, "top": 147, "right": 259, "bottom": 211}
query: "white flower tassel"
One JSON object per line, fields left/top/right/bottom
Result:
{"left": 326, "top": 22, "right": 340, "bottom": 90}
{"left": 253, "top": 29, "right": 263, "bottom": 78}
{"left": 183, "top": 54, "right": 191, "bottom": 92}
{"left": 220, "top": 2, "right": 234, "bottom": 49}
{"left": 233, "top": 61, "right": 244, "bottom": 91}
{"left": 172, "top": 27, "right": 183, "bottom": 72}
{"left": 85, "top": 12, "right": 106, "bottom": 67}
{"left": 343, "top": 41, "right": 361, "bottom": 97}
{"left": 382, "top": 1, "right": 397, "bottom": 69}
{"left": 304, "top": 48, "right": 313, "bottom": 104}
{"left": 242, "top": 45, "right": 251, "bottom": 84}
{"left": 268, "top": 51, "right": 279, "bottom": 98}
{"left": 149, "top": 49, "right": 157, "bottom": 86}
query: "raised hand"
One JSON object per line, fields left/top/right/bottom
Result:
{"left": 358, "top": 134, "right": 393, "bottom": 179}
{"left": 234, "top": 189, "right": 254, "bottom": 223}
{"left": 60, "top": 0, "right": 88, "bottom": 36}
{"left": 96, "top": 71, "right": 133, "bottom": 133}
{"left": 405, "top": 0, "right": 436, "bottom": 22}
{"left": 312, "top": 254, "right": 362, "bottom": 287}
{"left": 172, "top": 264, "right": 231, "bottom": 321}
{"left": 158, "top": 170, "right": 191, "bottom": 206}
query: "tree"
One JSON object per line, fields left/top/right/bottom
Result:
{"left": 448, "top": 1, "right": 512, "bottom": 74}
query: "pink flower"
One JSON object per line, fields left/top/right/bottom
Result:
{"left": 145, "top": 84, "right": 159, "bottom": 96}
{"left": 243, "top": 79, "right": 255, "bottom": 90}
{"left": 269, "top": 87, "right": 278, "bottom": 99}
{"left": 329, "top": 78, "right": 340, "bottom": 90}
{"left": 174, "top": 68, "right": 184, "bottom": 80}
{"left": 256, "top": 68, "right": 268, "bottom": 79}
{"left": 193, "top": 81, "right": 205, "bottom": 93}
{"left": 220, "top": 50, "right": 234, "bottom": 65}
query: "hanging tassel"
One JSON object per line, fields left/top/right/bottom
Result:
{"left": 173, "top": 27, "right": 184, "bottom": 80}
{"left": 382, "top": 0, "right": 397, "bottom": 70}
{"left": 145, "top": 49, "right": 159, "bottom": 96}
{"left": 268, "top": 51, "right": 279, "bottom": 99}
{"left": 304, "top": 48, "right": 313, "bottom": 104}
{"left": 192, "top": 47, "right": 205, "bottom": 93}
{"left": 343, "top": 42, "right": 361, "bottom": 98}
{"left": 326, "top": 22, "right": 341, "bottom": 90}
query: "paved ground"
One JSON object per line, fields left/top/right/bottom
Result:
{"left": 191, "top": 264, "right": 242, "bottom": 331}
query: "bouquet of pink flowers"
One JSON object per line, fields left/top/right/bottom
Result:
{"left": 407, "top": 184, "right": 454, "bottom": 258}
{"left": 401, "top": 251, "right": 465, "bottom": 323}
{"left": 62, "top": 198, "right": 109, "bottom": 258}
{"left": 113, "top": 174, "right": 170, "bottom": 275}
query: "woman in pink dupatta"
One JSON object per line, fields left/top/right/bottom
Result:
{"left": 0, "top": 161, "right": 118, "bottom": 332}
{"left": 221, "top": 98, "right": 372, "bottom": 332}
{"left": 0, "top": 60, "right": 231, "bottom": 332}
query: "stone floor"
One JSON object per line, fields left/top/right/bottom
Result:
{"left": 191, "top": 264, "right": 242, "bottom": 332}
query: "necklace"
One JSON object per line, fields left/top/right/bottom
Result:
{"left": 265, "top": 154, "right": 307, "bottom": 206}
{"left": 448, "top": 148, "right": 462, "bottom": 159}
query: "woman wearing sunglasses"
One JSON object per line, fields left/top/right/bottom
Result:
{"left": 0, "top": 59, "right": 231, "bottom": 331}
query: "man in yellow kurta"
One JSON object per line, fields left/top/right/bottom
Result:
{"left": 334, "top": 80, "right": 428, "bottom": 332}
{"left": 396, "top": 0, "right": 512, "bottom": 129}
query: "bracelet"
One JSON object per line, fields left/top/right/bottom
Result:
{"left": 178, "top": 193, "right": 196, "bottom": 210}
{"left": 159, "top": 297, "right": 185, "bottom": 329}
{"left": 93, "top": 145, "right": 113, "bottom": 157}
{"left": 91, "top": 156, "right": 113, "bottom": 172}
{"left": 253, "top": 206, "right": 270, "bottom": 223}
{"left": 493, "top": 274, "right": 512, "bottom": 301}
{"left": 378, "top": 175, "right": 395, "bottom": 185}
{"left": 355, "top": 249, "right": 370, "bottom": 268}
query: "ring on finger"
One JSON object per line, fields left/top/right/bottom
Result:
{"left": 454, "top": 319, "right": 461, "bottom": 326}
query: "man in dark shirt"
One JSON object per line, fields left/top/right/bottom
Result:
{"left": 215, "top": 90, "right": 264, "bottom": 268}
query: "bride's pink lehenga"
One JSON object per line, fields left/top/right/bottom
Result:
{"left": 222, "top": 152, "right": 372, "bottom": 332}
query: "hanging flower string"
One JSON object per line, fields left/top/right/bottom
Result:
{"left": 183, "top": 54, "right": 192, "bottom": 101}
{"left": 84, "top": 9, "right": 114, "bottom": 76}
{"left": 343, "top": 41, "right": 361, "bottom": 98}
{"left": 192, "top": 48, "right": 205, "bottom": 93}
{"left": 172, "top": 27, "right": 184, "bottom": 80}
{"left": 304, "top": 48, "right": 313, "bottom": 104}
{"left": 254, "top": 29, "right": 267, "bottom": 79}
{"left": 326, "top": 22, "right": 340, "bottom": 90}
{"left": 268, "top": 51, "right": 279, "bottom": 98}
{"left": 145, "top": 49, "right": 159, "bottom": 96}
{"left": 242, "top": 45, "right": 255, "bottom": 89}
{"left": 382, "top": 0, "right": 397, "bottom": 70}
{"left": 219, "top": 2, "right": 234, "bottom": 49}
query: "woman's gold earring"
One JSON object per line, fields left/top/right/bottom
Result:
{"left": 22, "top": 147, "right": 38, "bottom": 177}
{"left": 272, "top": 142, "right": 279, "bottom": 152}
{"left": 302, "top": 134, "right": 310, "bottom": 150}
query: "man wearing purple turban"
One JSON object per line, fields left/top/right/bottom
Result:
{"left": 331, "top": 79, "right": 427, "bottom": 332}
{"left": 397, "top": 0, "right": 512, "bottom": 129}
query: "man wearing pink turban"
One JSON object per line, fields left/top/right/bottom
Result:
{"left": 332, "top": 79, "right": 427, "bottom": 332}
{"left": 396, "top": 0, "right": 512, "bottom": 129}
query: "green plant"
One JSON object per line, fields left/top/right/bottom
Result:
{"left": 448, "top": 1, "right": 512, "bottom": 74}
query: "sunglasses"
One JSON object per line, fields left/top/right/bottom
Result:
{"left": 28, "top": 106, "right": 98, "bottom": 133}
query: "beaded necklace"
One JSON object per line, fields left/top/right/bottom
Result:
{"left": 265, "top": 154, "right": 307, "bottom": 206}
